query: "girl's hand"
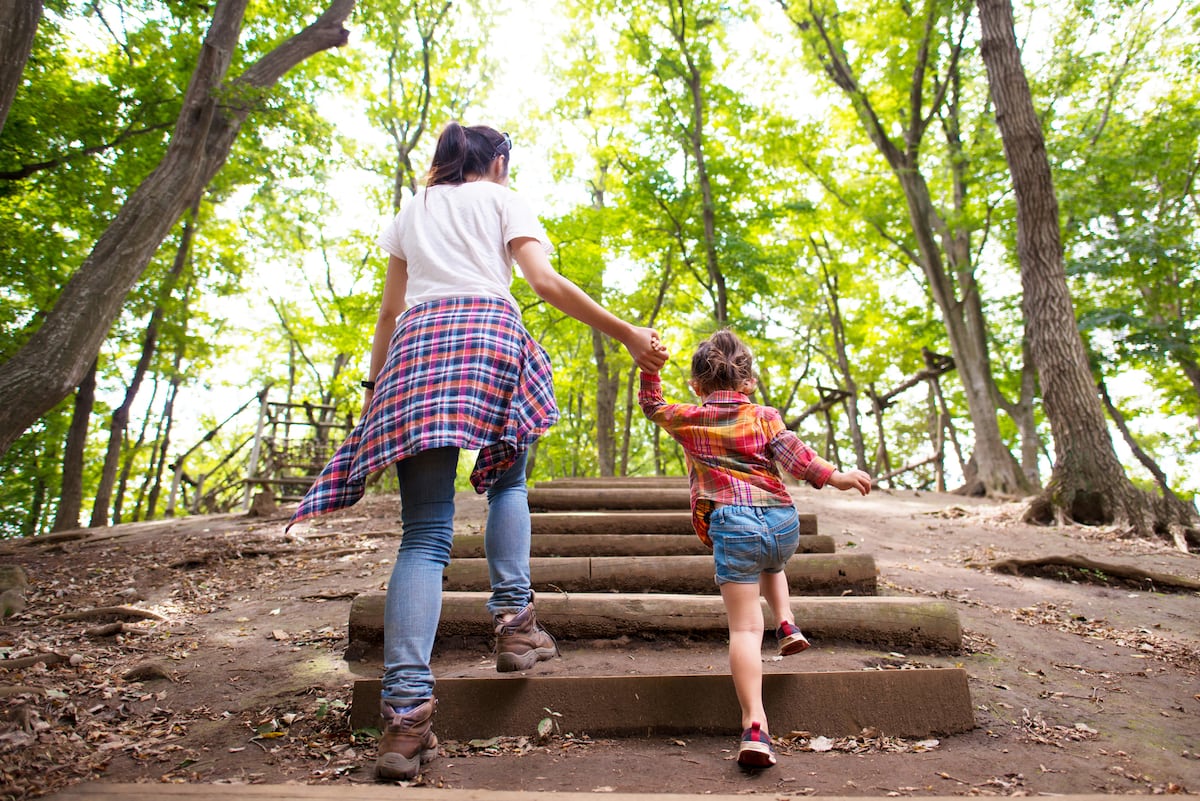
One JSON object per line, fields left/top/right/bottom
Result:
{"left": 829, "top": 469, "right": 872, "bottom": 495}
{"left": 627, "top": 327, "right": 669, "bottom": 372}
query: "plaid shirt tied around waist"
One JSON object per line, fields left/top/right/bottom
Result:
{"left": 289, "top": 296, "right": 559, "bottom": 529}
{"left": 638, "top": 372, "right": 835, "bottom": 546}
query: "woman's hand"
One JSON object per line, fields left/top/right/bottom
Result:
{"left": 625, "top": 327, "right": 669, "bottom": 373}
{"left": 829, "top": 469, "right": 873, "bottom": 495}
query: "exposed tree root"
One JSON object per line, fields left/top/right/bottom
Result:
{"left": 50, "top": 606, "right": 165, "bottom": 623}
{"left": 0, "top": 653, "right": 68, "bottom": 670}
{"left": 121, "top": 662, "right": 175, "bottom": 682}
{"left": 1024, "top": 481, "right": 1199, "bottom": 554}
{"left": 990, "top": 554, "right": 1200, "bottom": 591}
{"left": 17, "top": 531, "right": 92, "bottom": 547}
{"left": 84, "top": 622, "right": 142, "bottom": 637}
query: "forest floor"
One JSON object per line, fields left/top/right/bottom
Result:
{"left": 1, "top": 486, "right": 1199, "bottom": 799}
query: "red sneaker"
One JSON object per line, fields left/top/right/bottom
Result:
{"left": 776, "top": 620, "right": 810, "bottom": 656}
{"left": 737, "top": 721, "right": 777, "bottom": 768}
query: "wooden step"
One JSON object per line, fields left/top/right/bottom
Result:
{"left": 442, "top": 553, "right": 876, "bottom": 595}
{"left": 528, "top": 487, "right": 691, "bottom": 511}
{"left": 535, "top": 476, "right": 690, "bottom": 488}
{"left": 347, "top": 668, "right": 975, "bottom": 738}
{"left": 346, "top": 592, "right": 961, "bottom": 654}
{"left": 451, "top": 532, "right": 836, "bottom": 557}
{"left": 72, "top": 788, "right": 1128, "bottom": 801}
{"left": 528, "top": 510, "right": 819, "bottom": 537}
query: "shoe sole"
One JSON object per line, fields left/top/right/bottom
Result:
{"left": 778, "top": 635, "right": 810, "bottom": 656}
{"left": 375, "top": 745, "right": 437, "bottom": 780}
{"left": 737, "top": 740, "right": 777, "bottom": 769}
{"left": 496, "top": 645, "right": 559, "bottom": 673}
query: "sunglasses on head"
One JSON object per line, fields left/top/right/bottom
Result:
{"left": 494, "top": 132, "right": 512, "bottom": 158}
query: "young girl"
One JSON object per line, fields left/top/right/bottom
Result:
{"left": 638, "top": 329, "right": 871, "bottom": 769}
{"left": 289, "top": 122, "right": 667, "bottom": 780}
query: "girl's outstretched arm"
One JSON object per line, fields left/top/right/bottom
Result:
{"left": 828, "top": 469, "right": 873, "bottom": 495}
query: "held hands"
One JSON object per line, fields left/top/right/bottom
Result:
{"left": 626, "top": 327, "right": 669, "bottom": 373}
{"left": 829, "top": 468, "right": 873, "bottom": 496}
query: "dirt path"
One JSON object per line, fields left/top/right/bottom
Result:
{"left": 2, "top": 488, "right": 1198, "bottom": 799}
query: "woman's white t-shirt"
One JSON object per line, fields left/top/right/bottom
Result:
{"left": 377, "top": 181, "right": 553, "bottom": 311}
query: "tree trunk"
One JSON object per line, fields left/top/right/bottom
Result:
{"left": 1174, "top": 351, "right": 1200, "bottom": 430}
{"left": 581, "top": 162, "right": 620, "bottom": 478}
{"left": 0, "top": 0, "right": 354, "bottom": 458}
{"left": 620, "top": 366, "right": 638, "bottom": 476}
{"left": 51, "top": 359, "right": 97, "bottom": 532}
{"left": 868, "top": 386, "right": 891, "bottom": 485}
{"left": 26, "top": 453, "right": 49, "bottom": 537}
{"left": 145, "top": 373, "right": 182, "bottom": 519}
{"left": 0, "top": 0, "right": 42, "bottom": 137}
{"left": 90, "top": 210, "right": 197, "bottom": 527}
{"left": 667, "top": 2, "right": 726, "bottom": 325}
{"left": 384, "top": 0, "right": 443, "bottom": 212}
{"left": 976, "top": 0, "right": 1196, "bottom": 547}
{"left": 815, "top": 241, "right": 867, "bottom": 471}
{"left": 785, "top": 0, "right": 1029, "bottom": 497}
{"left": 684, "top": 72, "right": 726, "bottom": 326}
{"left": 896, "top": 169, "right": 1026, "bottom": 496}
{"left": 1097, "top": 376, "right": 1182, "bottom": 505}
{"left": 592, "top": 329, "right": 619, "bottom": 477}
{"left": 114, "top": 379, "right": 159, "bottom": 524}
{"left": 927, "top": 380, "right": 945, "bottom": 492}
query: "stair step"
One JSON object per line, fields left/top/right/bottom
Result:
{"left": 346, "top": 592, "right": 961, "bottom": 655}
{"left": 442, "top": 553, "right": 876, "bottom": 595}
{"left": 536, "top": 476, "right": 690, "bottom": 488}
{"left": 451, "top": 532, "right": 835, "bottom": 557}
{"left": 528, "top": 510, "right": 818, "bottom": 537}
{"left": 348, "top": 668, "right": 975, "bottom": 738}
{"left": 528, "top": 487, "right": 691, "bottom": 511}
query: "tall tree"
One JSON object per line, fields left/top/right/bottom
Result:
{"left": 628, "top": 0, "right": 728, "bottom": 325}
{"left": 778, "top": 0, "right": 1032, "bottom": 497}
{"left": 596, "top": 0, "right": 763, "bottom": 330}
{"left": 0, "top": 0, "right": 42, "bottom": 136}
{"left": 90, "top": 209, "right": 197, "bottom": 527}
{"left": 975, "top": 0, "right": 1197, "bottom": 549}
{"left": 353, "top": 0, "right": 490, "bottom": 211}
{"left": 51, "top": 359, "right": 96, "bottom": 532}
{"left": 0, "top": 0, "right": 355, "bottom": 457}
{"left": 234, "top": 0, "right": 494, "bottom": 443}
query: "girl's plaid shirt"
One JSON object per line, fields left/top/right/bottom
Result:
{"left": 638, "top": 371, "right": 835, "bottom": 546}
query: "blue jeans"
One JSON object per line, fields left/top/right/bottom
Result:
{"left": 709, "top": 505, "right": 800, "bottom": 585}
{"left": 380, "top": 447, "right": 533, "bottom": 707}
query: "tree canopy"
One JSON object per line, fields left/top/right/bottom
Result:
{"left": 1, "top": 0, "right": 1196, "bottom": 548}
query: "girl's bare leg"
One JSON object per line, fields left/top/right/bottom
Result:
{"left": 720, "top": 581, "right": 768, "bottom": 731}
{"left": 759, "top": 570, "right": 794, "bottom": 628}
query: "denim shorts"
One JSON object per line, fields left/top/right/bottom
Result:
{"left": 709, "top": 504, "right": 800, "bottom": 585}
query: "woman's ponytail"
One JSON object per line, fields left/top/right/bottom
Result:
{"left": 427, "top": 122, "right": 469, "bottom": 186}
{"left": 426, "top": 122, "right": 509, "bottom": 187}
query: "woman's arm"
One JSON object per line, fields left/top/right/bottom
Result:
{"left": 512, "top": 237, "right": 667, "bottom": 372}
{"left": 362, "top": 255, "right": 409, "bottom": 416}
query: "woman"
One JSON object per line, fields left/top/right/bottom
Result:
{"left": 289, "top": 122, "right": 667, "bottom": 780}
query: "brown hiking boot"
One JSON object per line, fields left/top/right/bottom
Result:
{"left": 376, "top": 698, "right": 438, "bottom": 780}
{"left": 494, "top": 603, "right": 559, "bottom": 673}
